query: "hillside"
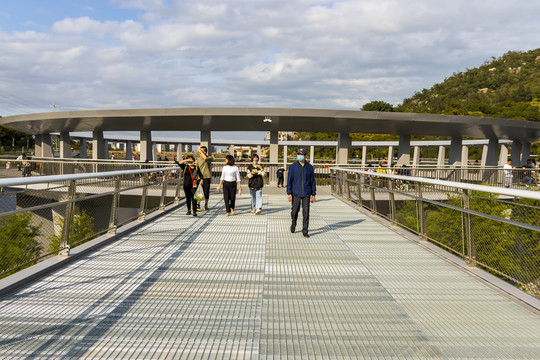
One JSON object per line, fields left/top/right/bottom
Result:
{"left": 396, "top": 48, "right": 540, "bottom": 121}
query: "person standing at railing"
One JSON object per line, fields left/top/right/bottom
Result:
{"left": 503, "top": 158, "right": 515, "bottom": 188}
{"left": 196, "top": 146, "right": 214, "bottom": 212}
{"left": 287, "top": 149, "right": 316, "bottom": 238}
{"left": 522, "top": 159, "right": 535, "bottom": 188}
{"left": 175, "top": 155, "right": 204, "bottom": 217}
{"left": 217, "top": 155, "right": 242, "bottom": 216}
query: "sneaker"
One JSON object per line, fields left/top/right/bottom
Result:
{"left": 193, "top": 212, "right": 198, "bottom": 217}
{"left": 290, "top": 226, "right": 295, "bottom": 233}
{"left": 226, "top": 212, "right": 230, "bottom": 216}
{"left": 205, "top": 205, "right": 209, "bottom": 211}
{"left": 255, "top": 208, "right": 262, "bottom": 215}
{"left": 231, "top": 209, "right": 235, "bottom": 215}
{"left": 186, "top": 211, "right": 192, "bottom": 215}
{"left": 303, "top": 233, "right": 310, "bottom": 238}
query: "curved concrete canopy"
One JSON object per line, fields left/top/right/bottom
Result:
{"left": 2, "top": 107, "right": 540, "bottom": 142}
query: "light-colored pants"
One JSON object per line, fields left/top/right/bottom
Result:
{"left": 250, "top": 189, "right": 263, "bottom": 210}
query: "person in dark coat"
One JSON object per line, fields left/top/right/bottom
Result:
{"left": 286, "top": 149, "right": 316, "bottom": 238}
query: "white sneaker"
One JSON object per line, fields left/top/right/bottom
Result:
{"left": 255, "top": 208, "right": 262, "bottom": 215}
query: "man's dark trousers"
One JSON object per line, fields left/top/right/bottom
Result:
{"left": 291, "top": 195, "right": 310, "bottom": 236}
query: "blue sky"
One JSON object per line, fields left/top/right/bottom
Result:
{"left": 1, "top": 0, "right": 540, "bottom": 140}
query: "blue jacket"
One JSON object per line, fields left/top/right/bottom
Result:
{"left": 287, "top": 161, "right": 316, "bottom": 197}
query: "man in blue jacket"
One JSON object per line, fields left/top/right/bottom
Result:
{"left": 287, "top": 148, "right": 316, "bottom": 238}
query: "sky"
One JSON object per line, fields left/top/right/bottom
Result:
{"left": 1, "top": 0, "right": 540, "bottom": 140}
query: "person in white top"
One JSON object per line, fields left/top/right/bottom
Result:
{"left": 217, "top": 155, "right": 242, "bottom": 216}
{"left": 503, "top": 158, "right": 515, "bottom": 188}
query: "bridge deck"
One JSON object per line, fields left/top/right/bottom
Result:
{"left": 1, "top": 194, "right": 539, "bottom": 359}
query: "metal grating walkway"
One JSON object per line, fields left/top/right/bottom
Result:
{"left": 0, "top": 194, "right": 539, "bottom": 359}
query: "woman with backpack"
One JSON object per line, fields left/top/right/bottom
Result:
{"left": 247, "top": 154, "right": 265, "bottom": 214}
{"left": 175, "top": 155, "right": 204, "bottom": 216}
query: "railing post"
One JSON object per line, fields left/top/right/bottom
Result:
{"left": 356, "top": 173, "right": 361, "bottom": 203}
{"left": 159, "top": 170, "right": 169, "bottom": 211}
{"left": 416, "top": 182, "right": 426, "bottom": 240}
{"left": 388, "top": 178, "right": 396, "bottom": 224}
{"left": 174, "top": 170, "right": 182, "bottom": 205}
{"left": 346, "top": 171, "right": 351, "bottom": 200}
{"left": 370, "top": 181, "right": 377, "bottom": 214}
{"left": 59, "top": 179, "right": 76, "bottom": 256}
{"left": 138, "top": 173, "right": 149, "bottom": 221}
{"left": 462, "top": 189, "right": 476, "bottom": 267}
{"left": 108, "top": 176, "right": 121, "bottom": 234}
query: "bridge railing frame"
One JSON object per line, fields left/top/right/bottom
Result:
{"left": 0, "top": 167, "right": 183, "bottom": 277}
{"left": 330, "top": 167, "right": 540, "bottom": 298}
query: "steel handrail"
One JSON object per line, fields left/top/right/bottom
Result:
{"left": 330, "top": 167, "right": 540, "bottom": 200}
{"left": 0, "top": 166, "right": 180, "bottom": 188}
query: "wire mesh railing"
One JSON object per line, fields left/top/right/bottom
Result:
{"left": 331, "top": 167, "right": 540, "bottom": 298}
{"left": 0, "top": 167, "right": 184, "bottom": 278}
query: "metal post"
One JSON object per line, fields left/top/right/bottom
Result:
{"left": 370, "top": 184, "right": 377, "bottom": 214}
{"left": 159, "top": 171, "right": 169, "bottom": 211}
{"left": 356, "top": 173, "right": 361, "bottom": 203}
{"left": 388, "top": 178, "right": 396, "bottom": 224}
{"left": 174, "top": 169, "right": 182, "bottom": 205}
{"left": 346, "top": 172, "right": 351, "bottom": 200}
{"left": 108, "top": 176, "right": 121, "bottom": 234}
{"left": 462, "top": 189, "right": 476, "bottom": 267}
{"left": 138, "top": 174, "right": 149, "bottom": 221}
{"left": 417, "top": 182, "right": 426, "bottom": 240}
{"left": 59, "top": 180, "right": 76, "bottom": 256}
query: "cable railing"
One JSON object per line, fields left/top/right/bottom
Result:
{"left": 0, "top": 167, "right": 183, "bottom": 278}
{"left": 330, "top": 167, "right": 540, "bottom": 298}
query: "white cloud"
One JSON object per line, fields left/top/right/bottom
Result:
{"left": 1, "top": 0, "right": 540, "bottom": 116}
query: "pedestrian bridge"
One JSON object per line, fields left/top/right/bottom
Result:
{"left": 1, "top": 192, "right": 539, "bottom": 359}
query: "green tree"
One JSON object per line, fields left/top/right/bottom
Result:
{"left": 0, "top": 213, "right": 42, "bottom": 274}
{"left": 361, "top": 101, "right": 394, "bottom": 112}
{"left": 48, "top": 210, "right": 95, "bottom": 252}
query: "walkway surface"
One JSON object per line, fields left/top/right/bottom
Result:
{"left": 1, "top": 194, "right": 539, "bottom": 359}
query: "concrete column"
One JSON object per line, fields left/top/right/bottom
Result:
{"left": 510, "top": 141, "right": 522, "bottom": 166}
{"left": 397, "top": 135, "right": 411, "bottom": 165}
{"left": 140, "top": 131, "right": 153, "bottom": 162}
{"left": 412, "top": 146, "right": 420, "bottom": 166}
{"left": 448, "top": 137, "right": 462, "bottom": 165}
{"left": 437, "top": 146, "right": 446, "bottom": 166}
{"left": 256, "top": 145, "right": 262, "bottom": 158}
{"left": 200, "top": 130, "right": 211, "bottom": 150}
{"left": 228, "top": 145, "right": 235, "bottom": 157}
{"left": 461, "top": 145, "right": 468, "bottom": 166}
{"left": 34, "top": 134, "right": 43, "bottom": 157}
{"left": 498, "top": 144, "right": 508, "bottom": 166}
{"left": 92, "top": 131, "right": 106, "bottom": 160}
{"left": 387, "top": 146, "right": 394, "bottom": 167}
{"left": 60, "top": 132, "right": 73, "bottom": 159}
{"left": 125, "top": 141, "right": 133, "bottom": 160}
{"left": 310, "top": 145, "right": 315, "bottom": 164}
{"left": 361, "top": 146, "right": 367, "bottom": 166}
{"left": 336, "top": 132, "right": 351, "bottom": 165}
{"left": 521, "top": 142, "right": 531, "bottom": 164}
{"left": 152, "top": 143, "right": 158, "bottom": 161}
{"left": 269, "top": 131, "right": 278, "bottom": 163}
{"left": 481, "top": 138, "right": 498, "bottom": 167}
{"left": 177, "top": 143, "right": 183, "bottom": 160}
{"left": 79, "top": 138, "right": 88, "bottom": 159}
{"left": 284, "top": 145, "right": 288, "bottom": 165}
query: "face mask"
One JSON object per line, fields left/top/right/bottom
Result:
{"left": 297, "top": 155, "right": 305, "bottom": 162}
